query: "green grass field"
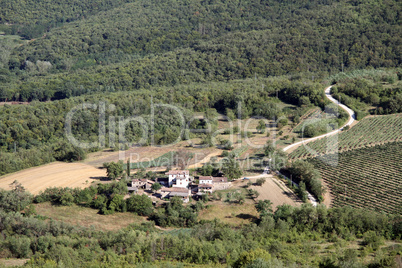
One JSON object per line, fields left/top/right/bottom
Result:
{"left": 34, "top": 202, "right": 147, "bottom": 231}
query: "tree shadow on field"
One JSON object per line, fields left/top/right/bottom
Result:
{"left": 236, "top": 213, "right": 258, "bottom": 222}
{"left": 90, "top": 176, "right": 110, "bottom": 181}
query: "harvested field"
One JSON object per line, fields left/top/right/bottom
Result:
{"left": 248, "top": 175, "right": 303, "bottom": 209}
{"left": 0, "top": 162, "right": 106, "bottom": 195}
{"left": 0, "top": 258, "right": 29, "bottom": 267}
{"left": 84, "top": 145, "right": 183, "bottom": 167}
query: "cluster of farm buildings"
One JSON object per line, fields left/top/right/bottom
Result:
{"left": 128, "top": 170, "right": 231, "bottom": 202}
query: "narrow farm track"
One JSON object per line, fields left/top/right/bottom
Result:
{"left": 283, "top": 85, "right": 356, "bottom": 152}
{"left": 263, "top": 85, "right": 356, "bottom": 207}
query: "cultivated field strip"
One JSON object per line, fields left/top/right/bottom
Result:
{"left": 289, "top": 114, "right": 402, "bottom": 160}
{"left": 307, "top": 142, "right": 402, "bottom": 214}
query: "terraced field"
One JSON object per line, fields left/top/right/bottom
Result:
{"left": 307, "top": 142, "right": 402, "bottom": 214}
{"left": 289, "top": 114, "right": 402, "bottom": 160}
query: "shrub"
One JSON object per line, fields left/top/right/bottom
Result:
{"left": 60, "top": 192, "right": 75, "bottom": 206}
{"left": 7, "top": 236, "right": 32, "bottom": 258}
{"left": 363, "top": 231, "right": 384, "bottom": 251}
{"left": 126, "top": 194, "right": 153, "bottom": 216}
{"left": 221, "top": 150, "right": 229, "bottom": 157}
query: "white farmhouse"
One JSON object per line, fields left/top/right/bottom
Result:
{"left": 165, "top": 170, "right": 190, "bottom": 188}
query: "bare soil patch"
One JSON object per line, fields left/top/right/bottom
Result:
{"left": 321, "top": 180, "right": 333, "bottom": 207}
{"left": 0, "top": 258, "right": 29, "bottom": 267}
{"left": 84, "top": 142, "right": 215, "bottom": 168}
{"left": 248, "top": 175, "right": 303, "bottom": 209}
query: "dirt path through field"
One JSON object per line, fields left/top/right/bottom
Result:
{"left": 188, "top": 149, "right": 222, "bottom": 169}
{"left": 0, "top": 162, "right": 106, "bottom": 195}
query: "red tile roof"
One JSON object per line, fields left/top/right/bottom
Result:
{"left": 160, "top": 187, "right": 189, "bottom": 193}
{"left": 212, "top": 177, "right": 228, "bottom": 183}
{"left": 165, "top": 170, "right": 189, "bottom": 175}
{"left": 198, "top": 176, "right": 212, "bottom": 180}
{"left": 198, "top": 184, "right": 213, "bottom": 188}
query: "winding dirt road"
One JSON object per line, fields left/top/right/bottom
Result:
{"left": 282, "top": 85, "right": 355, "bottom": 152}
{"left": 251, "top": 85, "right": 356, "bottom": 207}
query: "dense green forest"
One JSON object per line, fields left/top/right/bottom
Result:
{"left": 0, "top": 0, "right": 138, "bottom": 39}
{"left": 0, "top": 183, "right": 401, "bottom": 267}
{"left": 0, "top": 0, "right": 400, "bottom": 101}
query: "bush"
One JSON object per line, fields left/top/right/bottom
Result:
{"left": 126, "top": 194, "right": 153, "bottom": 216}
{"left": 0, "top": 182, "right": 33, "bottom": 212}
{"left": 221, "top": 150, "right": 229, "bottom": 157}
{"left": 7, "top": 236, "right": 32, "bottom": 258}
{"left": 105, "top": 161, "right": 124, "bottom": 179}
{"left": 363, "top": 231, "right": 384, "bottom": 251}
{"left": 234, "top": 248, "right": 271, "bottom": 268}
{"left": 278, "top": 118, "right": 288, "bottom": 128}
{"left": 60, "top": 192, "right": 75, "bottom": 206}
{"left": 255, "top": 178, "right": 266, "bottom": 186}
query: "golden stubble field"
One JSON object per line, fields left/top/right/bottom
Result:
{"left": 0, "top": 162, "right": 106, "bottom": 194}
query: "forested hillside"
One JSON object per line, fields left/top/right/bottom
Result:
{"left": 0, "top": 0, "right": 137, "bottom": 39}
{"left": 330, "top": 69, "right": 402, "bottom": 117}
{"left": 0, "top": 0, "right": 401, "bottom": 185}
{"left": 0, "top": 0, "right": 401, "bottom": 102}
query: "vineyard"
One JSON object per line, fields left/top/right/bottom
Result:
{"left": 307, "top": 142, "right": 402, "bottom": 214}
{"left": 289, "top": 114, "right": 402, "bottom": 160}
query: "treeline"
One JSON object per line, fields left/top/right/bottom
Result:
{"left": 0, "top": 185, "right": 401, "bottom": 267}
{"left": 0, "top": 77, "right": 325, "bottom": 176}
{"left": 33, "top": 181, "right": 157, "bottom": 216}
{"left": 1, "top": 0, "right": 400, "bottom": 101}
{"left": 285, "top": 160, "right": 325, "bottom": 202}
